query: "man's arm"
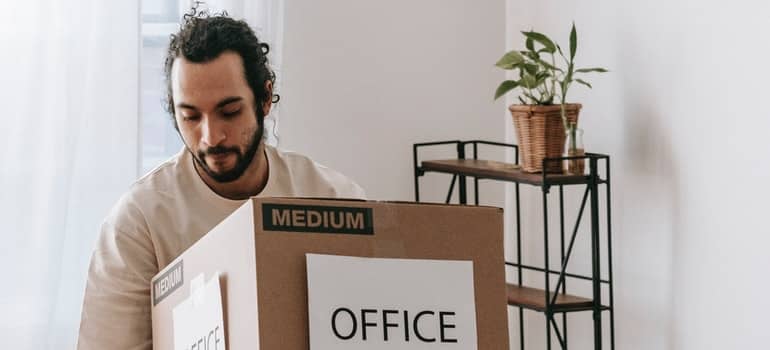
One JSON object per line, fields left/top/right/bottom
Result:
{"left": 78, "top": 214, "right": 158, "bottom": 350}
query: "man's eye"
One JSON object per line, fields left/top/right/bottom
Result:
{"left": 182, "top": 115, "right": 200, "bottom": 122}
{"left": 222, "top": 109, "right": 241, "bottom": 118}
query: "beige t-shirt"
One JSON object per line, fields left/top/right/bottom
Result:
{"left": 77, "top": 145, "right": 365, "bottom": 350}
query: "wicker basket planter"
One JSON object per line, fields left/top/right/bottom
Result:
{"left": 509, "top": 103, "right": 582, "bottom": 173}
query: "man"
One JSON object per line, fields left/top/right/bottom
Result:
{"left": 77, "top": 11, "right": 365, "bottom": 349}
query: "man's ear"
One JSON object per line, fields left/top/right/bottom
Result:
{"left": 262, "top": 80, "right": 273, "bottom": 117}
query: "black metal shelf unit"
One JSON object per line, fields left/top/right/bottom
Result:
{"left": 413, "top": 140, "right": 615, "bottom": 350}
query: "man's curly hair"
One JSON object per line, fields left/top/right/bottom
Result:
{"left": 164, "top": 7, "right": 279, "bottom": 127}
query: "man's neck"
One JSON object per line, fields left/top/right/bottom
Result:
{"left": 195, "top": 143, "right": 270, "bottom": 200}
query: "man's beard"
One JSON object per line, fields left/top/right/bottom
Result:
{"left": 190, "top": 125, "right": 263, "bottom": 183}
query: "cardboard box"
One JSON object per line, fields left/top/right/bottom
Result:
{"left": 151, "top": 197, "right": 509, "bottom": 349}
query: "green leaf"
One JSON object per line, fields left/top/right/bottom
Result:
{"left": 522, "top": 31, "right": 556, "bottom": 53}
{"left": 521, "top": 73, "right": 537, "bottom": 88}
{"left": 524, "top": 63, "right": 538, "bottom": 75}
{"left": 556, "top": 44, "right": 566, "bottom": 59}
{"left": 575, "top": 67, "right": 609, "bottom": 73}
{"left": 569, "top": 23, "right": 577, "bottom": 61}
{"left": 494, "top": 80, "right": 520, "bottom": 100}
{"left": 526, "top": 37, "right": 534, "bottom": 51}
{"left": 522, "top": 50, "right": 540, "bottom": 61}
{"left": 534, "top": 57, "right": 563, "bottom": 72}
{"left": 495, "top": 50, "right": 525, "bottom": 69}
{"left": 575, "top": 78, "right": 592, "bottom": 89}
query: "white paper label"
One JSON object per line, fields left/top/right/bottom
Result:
{"left": 306, "top": 254, "right": 477, "bottom": 350}
{"left": 172, "top": 272, "right": 227, "bottom": 350}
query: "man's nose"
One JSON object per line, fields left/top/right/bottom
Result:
{"left": 201, "top": 116, "right": 227, "bottom": 146}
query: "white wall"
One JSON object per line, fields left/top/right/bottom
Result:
{"left": 279, "top": 0, "right": 770, "bottom": 349}
{"left": 279, "top": 0, "right": 507, "bottom": 204}
{"left": 506, "top": 0, "right": 770, "bottom": 349}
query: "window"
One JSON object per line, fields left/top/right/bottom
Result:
{"left": 140, "top": 0, "right": 184, "bottom": 175}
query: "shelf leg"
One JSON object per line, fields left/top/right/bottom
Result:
{"left": 519, "top": 307, "right": 525, "bottom": 350}
{"left": 445, "top": 174, "right": 457, "bottom": 204}
{"left": 589, "top": 158, "right": 603, "bottom": 350}
{"left": 516, "top": 182, "right": 524, "bottom": 350}
{"left": 457, "top": 142, "right": 467, "bottom": 205}
{"left": 459, "top": 175, "right": 467, "bottom": 204}
{"left": 559, "top": 185, "right": 568, "bottom": 348}
{"left": 413, "top": 144, "right": 420, "bottom": 202}
{"left": 605, "top": 158, "right": 616, "bottom": 350}
{"left": 542, "top": 186, "right": 551, "bottom": 350}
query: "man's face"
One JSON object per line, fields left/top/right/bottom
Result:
{"left": 171, "top": 51, "right": 265, "bottom": 183}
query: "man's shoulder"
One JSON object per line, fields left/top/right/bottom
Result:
{"left": 127, "top": 149, "right": 198, "bottom": 205}
{"left": 133, "top": 151, "right": 187, "bottom": 191}
{"left": 270, "top": 146, "right": 324, "bottom": 170}
{"left": 268, "top": 145, "right": 366, "bottom": 199}
{"left": 106, "top": 151, "right": 187, "bottom": 226}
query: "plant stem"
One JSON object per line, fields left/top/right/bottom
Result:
{"left": 551, "top": 54, "right": 558, "bottom": 103}
{"left": 560, "top": 101, "right": 568, "bottom": 131}
{"left": 559, "top": 52, "right": 573, "bottom": 131}
{"left": 560, "top": 80, "right": 568, "bottom": 131}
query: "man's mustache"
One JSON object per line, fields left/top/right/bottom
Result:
{"left": 199, "top": 146, "right": 239, "bottom": 157}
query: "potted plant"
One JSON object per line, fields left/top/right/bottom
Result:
{"left": 494, "top": 23, "right": 607, "bottom": 173}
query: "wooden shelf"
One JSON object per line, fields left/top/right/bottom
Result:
{"left": 420, "top": 159, "right": 590, "bottom": 186}
{"left": 506, "top": 284, "right": 596, "bottom": 313}
{"left": 415, "top": 141, "right": 614, "bottom": 348}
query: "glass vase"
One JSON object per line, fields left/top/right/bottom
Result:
{"left": 564, "top": 123, "right": 585, "bottom": 175}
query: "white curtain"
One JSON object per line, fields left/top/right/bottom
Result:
{"left": 0, "top": 0, "right": 283, "bottom": 348}
{"left": 0, "top": 1, "right": 140, "bottom": 348}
